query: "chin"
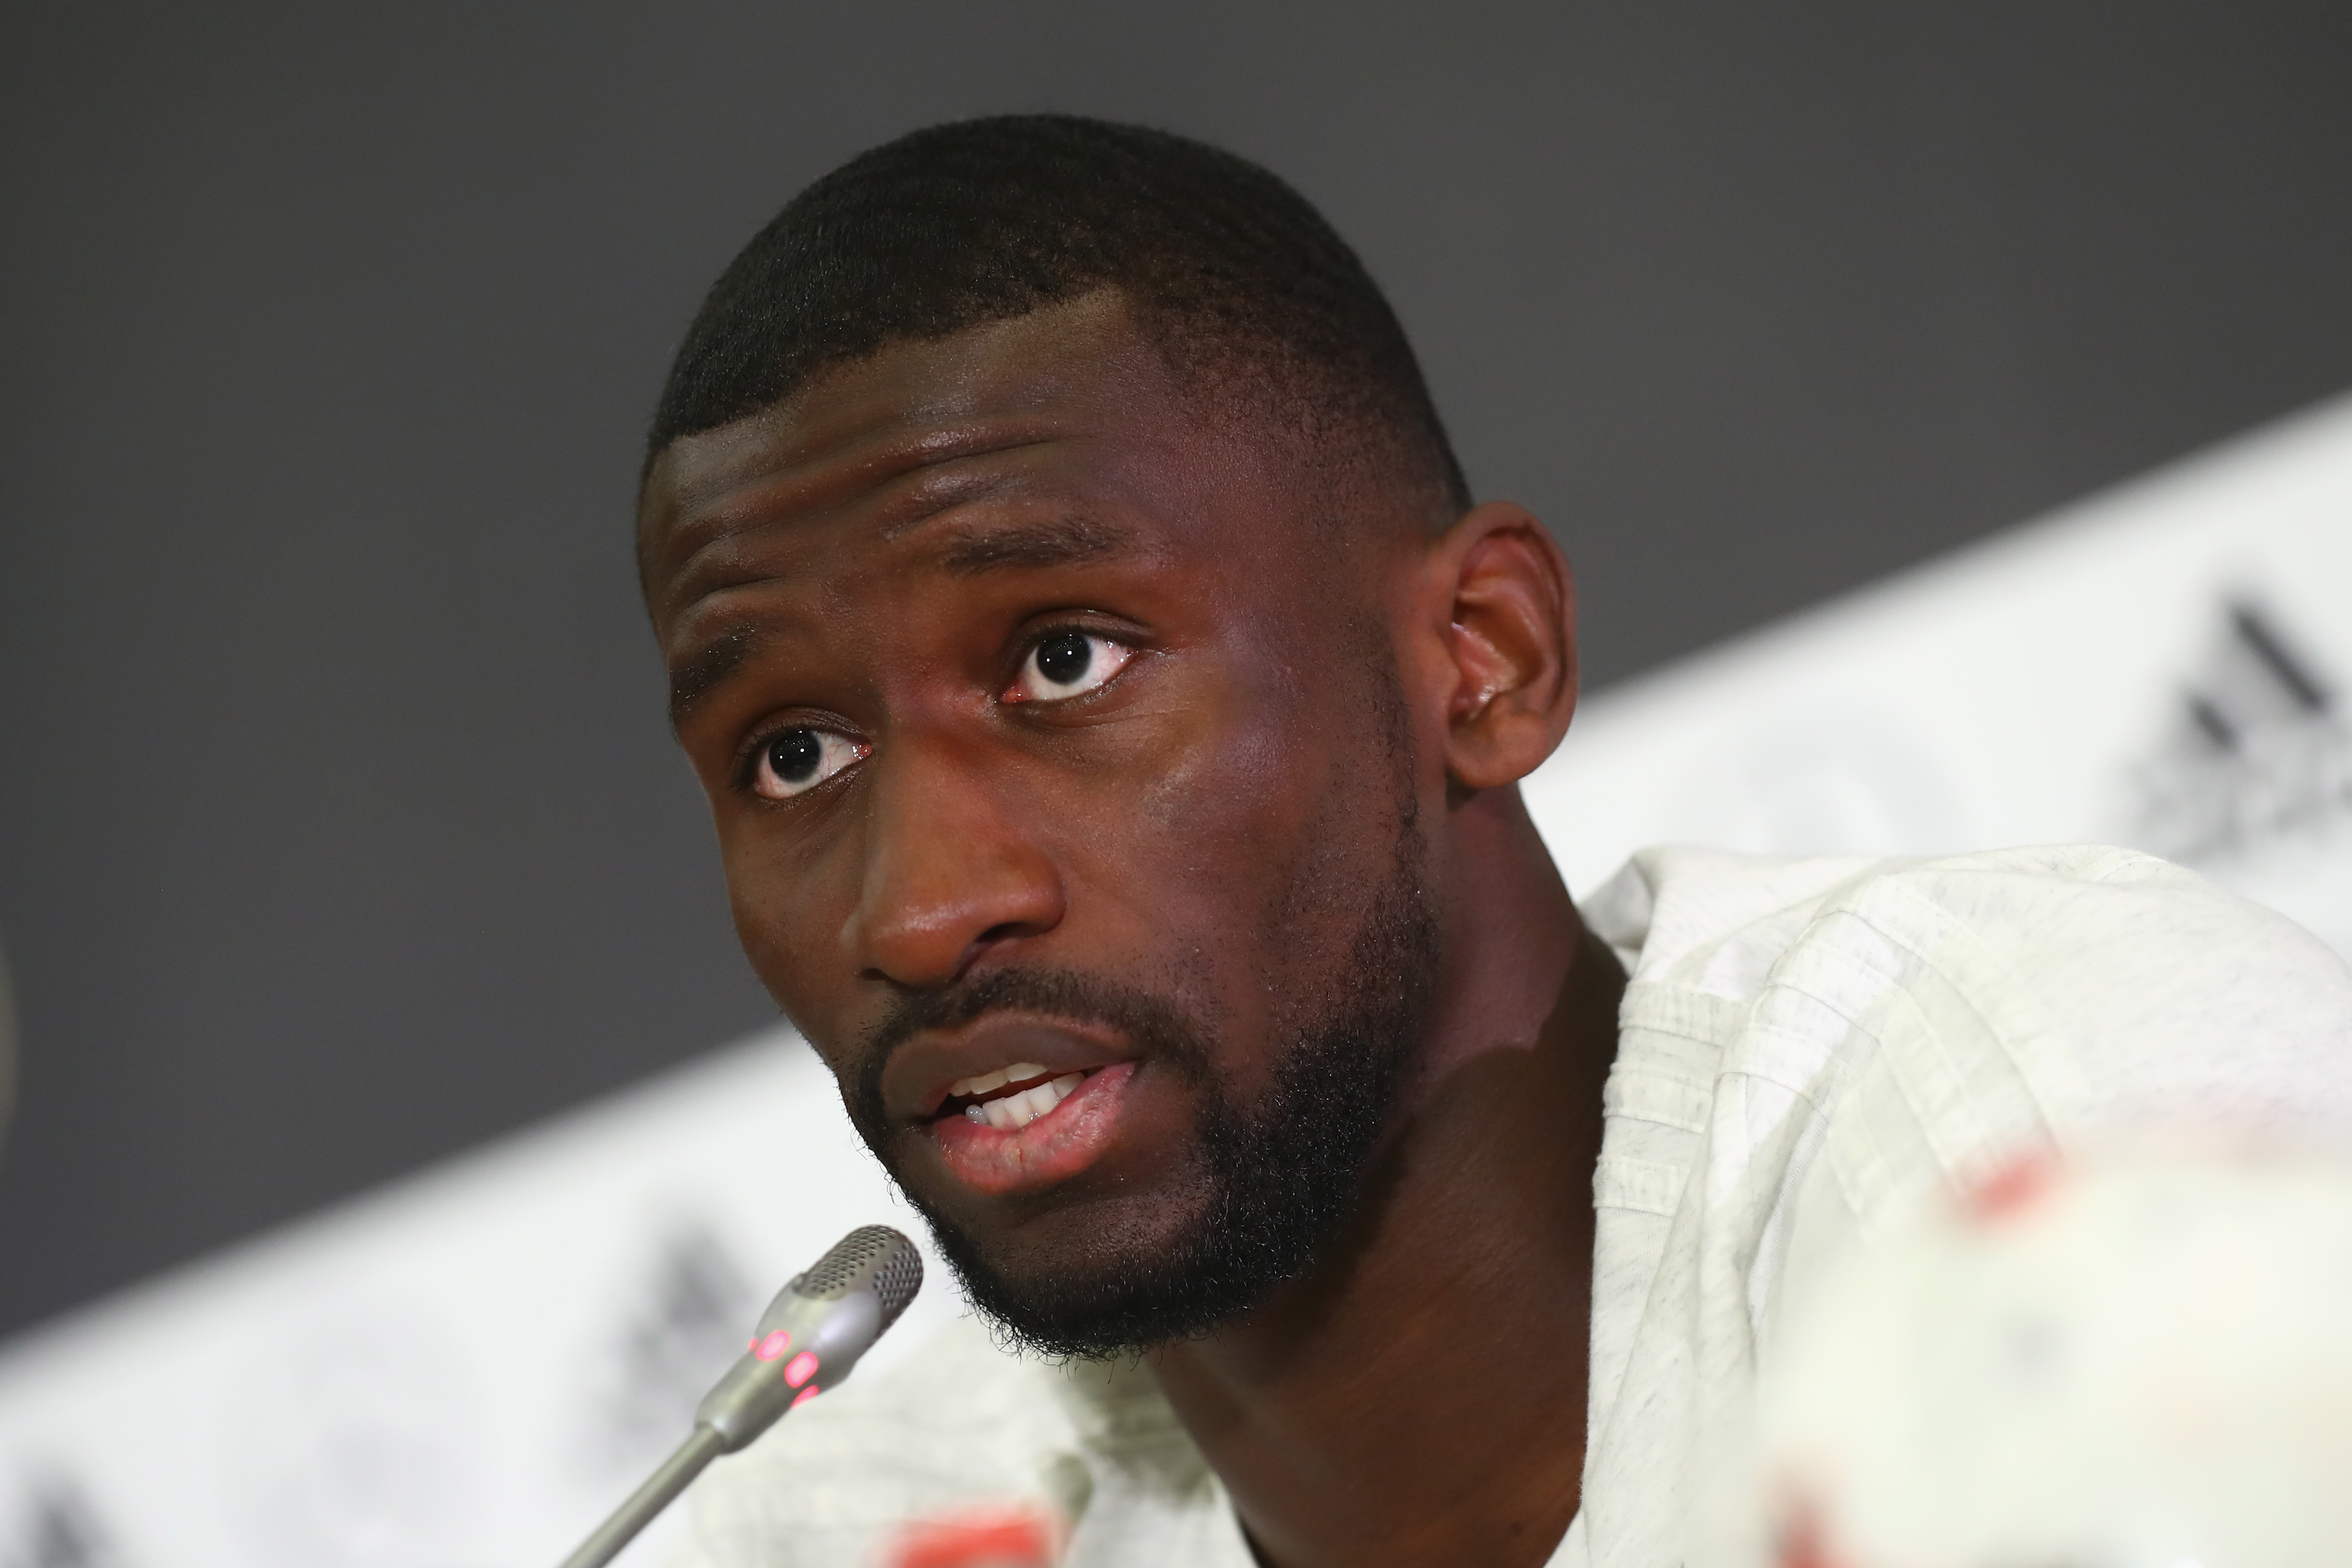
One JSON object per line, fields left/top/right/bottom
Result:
{"left": 922, "top": 1183, "right": 1238, "bottom": 1359}
{"left": 945, "top": 1172, "right": 1216, "bottom": 1285}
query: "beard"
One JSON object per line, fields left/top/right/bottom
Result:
{"left": 844, "top": 802, "right": 1440, "bottom": 1360}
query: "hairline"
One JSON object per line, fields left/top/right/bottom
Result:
{"left": 638, "top": 285, "right": 1463, "bottom": 588}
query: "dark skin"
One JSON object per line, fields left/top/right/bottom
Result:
{"left": 640, "top": 289, "right": 1623, "bottom": 1568}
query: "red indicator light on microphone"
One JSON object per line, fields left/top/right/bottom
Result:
{"left": 753, "top": 1330, "right": 792, "bottom": 1362}
{"left": 784, "top": 1351, "right": 821, "bottom": 1388}
{"left": 791, "top": 1385, "right": 820, "bottom": 1409}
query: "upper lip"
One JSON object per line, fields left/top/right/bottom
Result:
{"left": 882, "top": 1012, "right": 1132, "bottom": 1123}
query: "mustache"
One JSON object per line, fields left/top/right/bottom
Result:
{"left": 851, "top": 966, "right": 1213, "bottom": 1132}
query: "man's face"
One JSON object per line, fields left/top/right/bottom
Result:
{"left": 640, "top": 293, "right": 1444, "bottom": 1354}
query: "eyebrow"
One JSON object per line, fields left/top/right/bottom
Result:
{"left": 665, "top": 515, "right": 1142, "bottom": 726}
{"left": 668, "top": 625, "right": 762, "bottom": 726}
{"left": 932, "top": 513, "right": 1135, "bottom": 574}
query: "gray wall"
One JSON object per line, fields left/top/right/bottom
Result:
{"left": 4, "top": 0, "right": 2350, "bottom": 1338}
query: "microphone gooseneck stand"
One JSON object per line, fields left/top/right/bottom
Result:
{"left": 552, "top": 1225, "right": 924, "bottom": 1568}
{"left": 557, "top": 1425, "right": 726, "bottom": 1568}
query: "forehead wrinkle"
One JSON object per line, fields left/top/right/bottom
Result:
{"left": 658, "top": 421, "right": 1067, "bottom": 570}
{"left": 872, "top": 455, "right": 1051, "bottom": 542}
{"left": 652, "top": 426, "right": 1077, "bottom": 616}
{"left": 669, "top": 427, "right": 1142, "bottom": 608}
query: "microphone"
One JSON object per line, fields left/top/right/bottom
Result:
{"left": 556, "top": 1225, "right": 925, "bottom": 1568}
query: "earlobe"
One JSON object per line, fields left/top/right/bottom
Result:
{"left": 1429, "top": 502, "right": 1578, "bottom": 793}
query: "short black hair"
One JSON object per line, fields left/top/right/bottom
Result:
{"left": 648, "top": 114, "right": 1470, "bottom": 513}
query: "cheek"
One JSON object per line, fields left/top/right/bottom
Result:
{"left": 719, "top": 818, "right": 857, "bottom": 1018}
{"left": 1162, "top": 690, "right": 1407, "bottom": 994}
{"left": 1091, "top": 669, "right": 1301, "bottom": 889}
{"left": 1061, "top": 660, "right": 1377, "bottom": 1011}
{"left": 724, "top": 875, "right": 791, "bottom": 993}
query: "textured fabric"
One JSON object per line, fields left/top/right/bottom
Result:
{"left": 674, "top": 845, "right": 2352, "bottom": 1568}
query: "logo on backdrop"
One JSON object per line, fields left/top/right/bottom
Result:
{"left": 225, "top": 1295, "right": 492, "bottom": 1564}
{"left": 2130, "top": 597, "right": 2352, "bottom": 865}
{"left": 0, "top": 1473, "right": 131, "bottom": 1568}
{"left": 586, "top": 1219, "right": 763, "bottom": 1476}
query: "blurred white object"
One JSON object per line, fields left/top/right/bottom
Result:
{"left": 1745, "top": 1149, "right": 2352, "bottom": 1568}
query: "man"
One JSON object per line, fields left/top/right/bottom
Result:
{"left": 637, "top": 116, "right": 2352, "bottom": 1567}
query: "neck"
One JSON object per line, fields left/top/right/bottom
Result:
{"left": 1148, "top": 787, "right": 1622, "bottom": 1568}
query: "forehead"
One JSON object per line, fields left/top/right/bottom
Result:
{"left": 638, "top": 292, "right": 1294, "bottom": 629}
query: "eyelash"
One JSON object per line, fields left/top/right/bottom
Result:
{"left": 732, "top": 623, "right": 1141, "bottom": 796}
{"left": 733, "top": 716, "right": 859, "bottom": 797}
{"left": 1002, "top": 623, "right": 1137, "bottom": 704}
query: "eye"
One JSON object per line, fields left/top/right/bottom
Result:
{"left": 1006, "top": 630, "right": 1134, "bottom": 703}
{"left": 751, "top": 726, "right": 869, "bottom": 799}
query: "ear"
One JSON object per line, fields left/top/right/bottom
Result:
{"left": 1412, "top": 501, "right": 1579, "bottom": 793}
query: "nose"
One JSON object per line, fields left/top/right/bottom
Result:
{"left": 842, "top": 732, "right": 1066, "bottom": 989}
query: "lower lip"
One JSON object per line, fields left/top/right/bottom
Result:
{"left": 926, "top": 1062, "right": 1138, "bottom": 1196}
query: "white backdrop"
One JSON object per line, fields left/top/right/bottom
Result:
{"left": 5, "top": 392, "right": 2350, "bottom": 1567}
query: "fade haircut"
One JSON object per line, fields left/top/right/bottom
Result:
{"left": 647, "top": 114, "right": 1470, "bottom": 517}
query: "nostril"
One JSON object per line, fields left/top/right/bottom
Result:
{"left": 939, "top": 923, "right": 1040, "bottom": 986}
{"left": 846, "top": 816, "right": 1066, "bottom": 989}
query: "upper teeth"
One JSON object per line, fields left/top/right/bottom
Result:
{"left": 950, "top": 1063, "right": 1047, "bottom": 1099}
{"left": 956, "top": 1067, "right": 1085, "bottom": 1131}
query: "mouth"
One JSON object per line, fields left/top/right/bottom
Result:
{"left": 922, "top": 1059, "right": 1141, "bottom": 1197}
{"left": 939, "top": 1062, "right": 1093, "bottom": 1130}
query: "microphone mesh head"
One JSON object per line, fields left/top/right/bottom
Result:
{"left": 790, "top": 1224, "right": 924, "bottom": 1329}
